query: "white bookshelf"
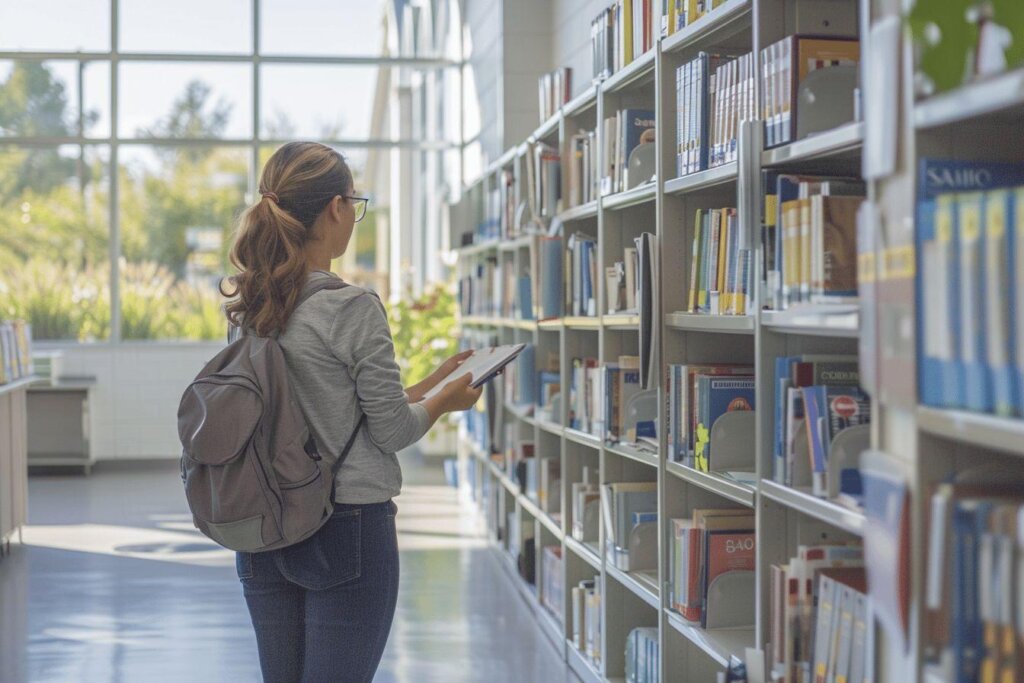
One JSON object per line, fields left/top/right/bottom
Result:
{"left": 449, "top": 0, "right": 1024, "bottom": 680}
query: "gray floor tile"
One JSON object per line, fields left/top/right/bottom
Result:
{"left": 0, "top": 455, "right": 571, "bottom": 683}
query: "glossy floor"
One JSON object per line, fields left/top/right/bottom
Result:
{"left": 0, "top": 454, "right": 572, "bottom": 682}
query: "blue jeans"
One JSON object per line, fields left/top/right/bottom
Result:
{"left": 236, "top": 500, "right": 399, "bottom": 683}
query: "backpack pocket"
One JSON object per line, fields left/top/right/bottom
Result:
{"left": 183, "top": 452, "right": 285, "bottom": 551}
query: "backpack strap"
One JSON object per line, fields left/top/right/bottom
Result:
{"left": 294, "top": 272, "right": 352, "bottom": 310}
{"left": 331, "top": 413, "right": 368, "bottom": 477}
{"left": 297, "top": 273, "right": 368, "bottom": 478}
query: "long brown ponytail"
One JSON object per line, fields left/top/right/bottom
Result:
{"left": 221, "top": 142, "right": 353, "bottom": 336}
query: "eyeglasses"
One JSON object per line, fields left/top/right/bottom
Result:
{"left": 344, "top": 195, "right": 369, "bottom": 223}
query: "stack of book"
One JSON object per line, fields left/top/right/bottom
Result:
{"left": 772, "top": 354, "right": 868, "bottom": 501}
{"left": 541, "top": 545, "right": 565, "bottom": 623}
{"left": 663, "top": 0, "right": 734, "bottom": 36}
{"left": 590, "top": 1, "right": 659, "bottom": 82}
{"left": 571, "top": 576, "right": 603, "bottom": 664}
{"left": 457, "top": 257, "right": 498, "bottom": 317}
{"left": 924, "top": 483, "right": 1024, "bottom": 682}
{"left": 568, "top": 357, "right": 601, "bottom": 436}
{"left": 762, "top": 173, "right": 865, "bottom": 311}
{"left": 531, "top": 142, "right": 562, "bottom": 219}
{"left": 566, "top": 128, "right": 600, "bottom": 208}
{"left": 625, "top": 627, "right": 659, "bottom": 683}
{"left": 571, "top": 466, "right": 600, "bottom": 545}
{"left": 668, "top": 364, "right": 754, "bottom": 470}
{"left": 684, "top": 207, "right": 752, "bottom": 316}
{"left": 602, "top": 108, "right": 656, "bottom": 195}
{"left": 601, "top": 481, "right": 657, "bottom": 571}
{"left": 916, "top": 159, "right": 1024, "bottom": 418}
{"left": 768, "top": 545, "right": 867, "bottom": 683}
{"left": 671, "top": 508, "right": 755, "bottom": 627}
{"left": 761, "top": 36, "right": 860, "bottom": 149}
{"left": 605, "top": 244, "right": 639, "bottom": 315}
{"left": 603, "top": 356, "right": 642, "bottom": 443}
{"left": 0, "top": 320, "right": 33, "bottom": 385}
{"left": 566, "top": 233, "right": 598, "bottom": 317}
{"left": 538, "top": 67, "right": 572, "bottom": 123}
{"left": 504, "top": 343, "right": 536, "bottom": 408}
{"left": 675, "top": 52, "right": 725, "bottom": 176}
{"left": 675, "top": 51, "right": 757, "bottom": 175}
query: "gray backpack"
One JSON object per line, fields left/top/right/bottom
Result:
{"left": 177, "top": 276, "right": 365, "bottom": 552}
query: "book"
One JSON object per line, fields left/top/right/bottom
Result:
{"left": 915, "top": 160, "right": 1024, "bottom": 410}
{"left": 604, "top": 357, "right": 642, "bottom": 442}
{"left": 422, "top": 344, "right": 526, "bottom": 399}
{"left": 538, "top": 67, "right": 572, "bottom": 123}
{"left": 801, "top": 385, "right": 871, "bottom": 498}
{"left": 761, "top": 36, "right": 860, "bottom": 149}
{"left": 605, "top": 108, "right": 656, "bottom": 194}
{"left": 694, "top": 375, "right": 755, "bottom": 472}
{"left": 601, "top": 481, "right": 657, "bottom": 570}
{"left": 667, "top": 363, "right": 753, "bottom": 465}
{"left": 701, "top": 529, "right": 756, "bottom": 628}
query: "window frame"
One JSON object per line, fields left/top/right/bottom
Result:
{"left": 0, "top": 0, "right": 462, "bottom": 345}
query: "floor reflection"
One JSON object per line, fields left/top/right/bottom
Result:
{"left": 0, "top": 456, "right": 571, "bottom": 682}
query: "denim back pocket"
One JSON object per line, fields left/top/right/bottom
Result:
{"left": 274, "top": 509, "right": 361, "bottom": 591}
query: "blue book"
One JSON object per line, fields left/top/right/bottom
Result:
{"left": 517, "top": 275, "right": 533, "bottom": 321}
{"left": 695, "top": 375, "right": 755, "bottom": 472}
{"left": 1015, "top": 188, "right": 1024, "bottom": 415}
{"left": 951, "top": 500, "right": 991, "bottom": 683}
{"left": 632, "top": 511, "right": 658, "bottom": 527}
{"left": 773, "top": 356, "right": 798, "bottom": 483}
{"left": 621, "top": 108, "right": 656, "bottom": 177}
{"left": 801, "top": 386, "right": 829, "bottom": 495}
{"left": 916, "top": 159, "right": 1024, "bottom": 409}
{"left": 539, "top": 236, "right": 563, "bottom": 320}
{"left": 517, "top": 344, "right": 536, "bottom": 405}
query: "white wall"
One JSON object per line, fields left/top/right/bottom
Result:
{"left": 553, "top": 0, "right": 609, "bottom": 100}
{"left": 41, "top": 343, "right": 223, "bottom": 460}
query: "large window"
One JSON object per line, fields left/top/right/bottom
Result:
{"left": 0, "top": 0, "right": 462, "bottom": 343}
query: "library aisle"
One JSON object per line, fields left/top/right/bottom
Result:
{"left": 0, "top": 453, "right": 572, "bottom": 683}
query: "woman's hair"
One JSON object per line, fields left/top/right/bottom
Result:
{"left": 221, "top": 141, "right": 353, "bottom": 336}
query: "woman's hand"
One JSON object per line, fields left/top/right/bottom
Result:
{"left": 438, "top": 373, "right": 483, "bottom": 412}
{"left": 405, "top": 349, "right": 475, "bottom": 403}
{"left": 434, "top": 349, "right": 474, "bottom": 380}
{"left": 421, "top": 372, "right": 483, "bottom": 423}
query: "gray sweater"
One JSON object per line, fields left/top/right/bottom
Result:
{"left": 277, "top": 272, "right": 429, "bottom": 503}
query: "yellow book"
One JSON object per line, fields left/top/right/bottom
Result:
{"left": 686, "top": 0, "right": 699, "bottom": 27}
{"left": 622, "top": 0, "right": 633, "bottom": 66}
{"left": 717, "top": 208, "right": 730, "bottom": 313}
{"left": 782, "top": 198, "right": 801, "bottom": 305}
{"left": 687, "top": 209, "right": 704, "bottom": 312}
{"left": 799, "top": 195, "right": 812, "bottom": 303}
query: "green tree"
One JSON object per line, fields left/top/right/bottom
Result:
{"left": 0, "top": 62, "right": 98, "bottom": 200}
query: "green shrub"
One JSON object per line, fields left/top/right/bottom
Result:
{"left": 387, "top": 282, "right": 458, "bottom": 387}
{"left": 0, "top": 258, "right": 225, "bottom": 341}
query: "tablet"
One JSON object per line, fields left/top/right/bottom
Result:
{"left": 421, "top": 343, "right": 527, "bottom": 400}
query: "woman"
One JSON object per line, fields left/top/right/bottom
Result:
{"left": 221, "top": 141, "right": 480, "bottom": 682}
